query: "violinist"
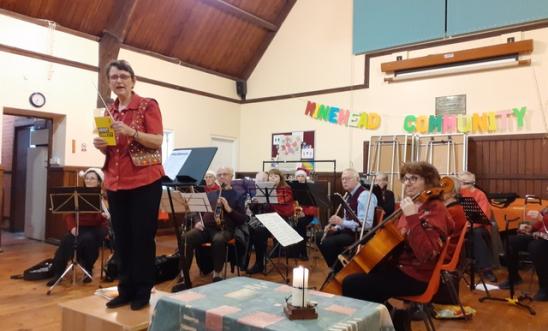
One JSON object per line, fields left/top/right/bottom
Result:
{"left": 246, "top": 168, "right": 294, "bottom": 274}
{"left": 458, "top": 171, "right": 497, "bottom": 283}
{"left": 342, "top": 162, "right": 454, "bottom": 331}
{"left": 177, "top": 166, "right": 247, "bottom": 288}
{"left": 316, "top": 168, "right": 377, "bottom": 271}
{"left": 499, "top": 208, "right": 548, "bottom": 301}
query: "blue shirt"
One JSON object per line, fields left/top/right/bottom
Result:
{"left": 339, "top": 185, "right": 377, "bottom": 232}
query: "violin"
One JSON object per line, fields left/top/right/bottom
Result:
{"left": 321, "top": 176, "right": 454, "bottom": 295}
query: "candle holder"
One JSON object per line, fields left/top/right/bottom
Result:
{"left": 283, "top": 290, "right": 318, "bottom": 320}
{"left": 284, "top": 266, "right": 318, "bottom": 320}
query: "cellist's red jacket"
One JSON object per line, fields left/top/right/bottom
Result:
{"left": 395, "top": 199, "right": 455, "bottom": 282}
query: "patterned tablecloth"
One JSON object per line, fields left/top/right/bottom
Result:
{"left": 149, "top": 277, "right": 394, "bottom": 331}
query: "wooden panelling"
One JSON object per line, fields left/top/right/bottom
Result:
{"left": 45, "top": 166, "right": 87, "bottom": 242}
{"left": 0, "top": 0, "right": 294, "bottom": 80}
{"left": 468, "top": 134, "right": 548, "bottom": 199}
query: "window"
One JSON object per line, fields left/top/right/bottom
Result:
{"left": 161, "top": 130, "right": 174, "bottom": 163}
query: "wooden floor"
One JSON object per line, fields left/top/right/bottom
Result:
{"left": 1, "top": 231, "right": 546, "bottom": 331}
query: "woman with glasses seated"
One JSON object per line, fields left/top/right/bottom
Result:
{"left": 342, "top": 162, "right": 454, "bottom": 331}
{"left": 47, "top": 168, "right": 109, "bottom": 286}
{"left": 246, "top": 168, "right": 294, "bottom": 274}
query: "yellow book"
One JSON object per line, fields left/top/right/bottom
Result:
{"left": 94, "top": 116, "right": 116, "bottom": 146}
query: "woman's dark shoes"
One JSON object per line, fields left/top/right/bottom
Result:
{"left": 171, "top": 281, "right": 191, "bottom": 292}
{"left": 212, "top": 276, "right": 224, "bottom": 282}
{"left": 106, "top": 296, "right": 132, "bottom": 309}
{"left": 533, "top": 288, "right": 548, "bottom": 301}
{"left": 130, "top": 298, "right": 149, "bottom": 311}
{"left": 246, "top": 264, "right": 264, "bottom": 275}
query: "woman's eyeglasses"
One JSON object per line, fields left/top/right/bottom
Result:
{"left": 109, "top": 74, "right": 131, "bottom": 81}
{"left": 401, "top": 175, "right": 420, "bottom": 184}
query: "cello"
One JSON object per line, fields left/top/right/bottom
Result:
{"left": 321, "top": 177, "right": 454, "bottom": 295}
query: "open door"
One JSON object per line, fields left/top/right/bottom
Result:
{"left": 24, "top": 145, "right": 48, "bottom": 240}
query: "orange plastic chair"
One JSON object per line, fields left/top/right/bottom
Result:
{"left": 440, "top": 224, "right": 469, "bottom": 319}
{"left": 398, "top": 241, "right": 450, "bottom": 331}
{"left": 373, "top": 208, "right": 385, "bottom": 227}
{"left": 200, "top": 238, "right": 240, "bottom": 278}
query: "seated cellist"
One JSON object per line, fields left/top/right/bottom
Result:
{"left": 342, "top": 162, "right": 454, "bottom": 331}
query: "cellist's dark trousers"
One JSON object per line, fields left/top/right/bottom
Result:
{"left": 315, "top": 230, "right": 355, "bottom": 271}
{"left": 342, "top": 264, "right": 427, "bottom": 303}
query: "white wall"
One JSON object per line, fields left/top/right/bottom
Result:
{"left": 0, "top": 13, "right": 240, "bottom": 168}
{"left": 240, "top": 0, "right": 548, "bottom": 172}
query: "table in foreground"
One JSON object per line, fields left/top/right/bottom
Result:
{"left": 150, "top": 276, "right": 394, "bottom": 331}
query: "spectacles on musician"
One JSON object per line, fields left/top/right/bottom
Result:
{"left": 400, "top": 175, "right": 420, "bottom": 184}
{"left": 109, "top": 74, "right": 131, "bottom": 81}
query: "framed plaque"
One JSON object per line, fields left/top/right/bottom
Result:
{"left": 435, "top": 94, "right": 466, "bottom": 116}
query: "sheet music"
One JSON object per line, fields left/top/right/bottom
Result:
{"left": 254, "top": 182, "right": 278, "bottom": 204}
{"left": 255, "top": 212, "right": 302, "bottom": 247}
{"left": 180, "top": 192, "right": 213, "bottom": 213}
{"left": 164, "top": 149, "right": 191, "bottom": 181}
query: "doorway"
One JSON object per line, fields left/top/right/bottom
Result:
{"left": 209, "top": 136, "right": 237, "bottom": 172}
{"left": 2, "top": 113, "right": 52, "bottom": 241}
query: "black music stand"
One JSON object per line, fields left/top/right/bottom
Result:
{"left": 459, "top": 196, "right": 492, "bottom": 292}
{"left": 47, "top": 187, "right": 102, "bottom": 295}
{"left": 252, "top": 183, "right": 290, "bottom": 281}
{"left": 479, "top": 215, "right": 536, "bottom": 315}
{"left": 163, "top": 147, "right": 217, "bottom": 292}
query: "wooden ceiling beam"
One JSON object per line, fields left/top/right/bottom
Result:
{"left": 97, "top": 0, "right": 140, "bottom": 108}
{"left": 202, "top": 0, "right": 278, "bottom": 32}
{"left": 242, "top": 0, "right": 296, "bottom": 80}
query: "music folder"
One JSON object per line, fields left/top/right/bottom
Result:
{"left": 162, "top": 147, "right": 217, "bottom": 187}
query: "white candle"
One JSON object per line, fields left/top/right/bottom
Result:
{"left": 291, "top": 266, "right": 309, "bottom": 307}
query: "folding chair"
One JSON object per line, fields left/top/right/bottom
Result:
{"left": 398, "top": 242, "right": 450, "bottom": 331}
{"left": 440, "top": 224, "right": 469, "bottom": 319}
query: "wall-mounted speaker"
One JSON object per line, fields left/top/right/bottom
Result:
{"left": 236, "top": 80, "right": 247, "bottom": 100}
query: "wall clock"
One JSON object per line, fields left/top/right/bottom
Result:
{"left": 29, "top": 92, "right": 46, "bottom": 108}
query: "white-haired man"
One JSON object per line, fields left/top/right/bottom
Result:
{"left": 316, "top": 168, "right": 377, "bottom": 271}
{"left": 177, "top": 166, "right": 248, "bottom": 288}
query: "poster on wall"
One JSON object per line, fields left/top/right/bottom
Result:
{"left": 271, "top": 131, "right": 315, "bottom": 172}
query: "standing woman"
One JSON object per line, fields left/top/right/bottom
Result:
{"left": 93, "top": 59, "right": 164, "bottom": 311}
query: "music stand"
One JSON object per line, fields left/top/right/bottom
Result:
{"left": 162, "top": 147, "right": 217, "bottom": 292}
{"left": 255, "top": 212, "right": 303, "bottom": 283}
{"left": 459, "top": 196, "right": 492, "bottom": 293}
{"left": 477, "top": 215, "right": 535, "bottom": 315}
{"left": 287, "top": 181, "right": 322, "bottom": 258}
{"left": 47, "top": 187, "right": 102, "bottom": 295}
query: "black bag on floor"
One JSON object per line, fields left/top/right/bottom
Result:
{"left": 433, "top": 271, "right": 461, "bottom": 305}
{"left": 103, "top": 253, "right": 119, "bottom": 282}
{"left": 22, "top": 258, "right": 55, "bottom": 280}
{"left": 155, "top": 253, "right": 180, "bottom": 284}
